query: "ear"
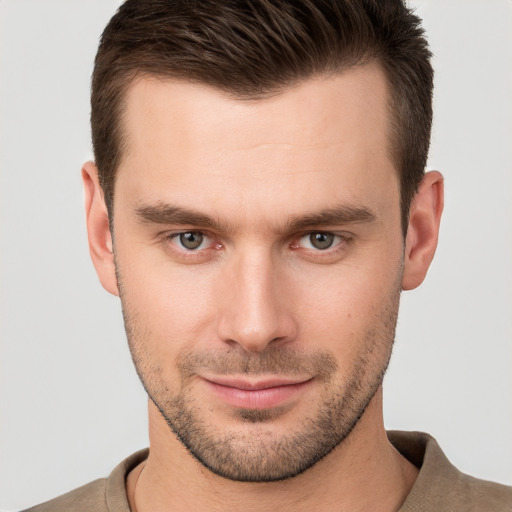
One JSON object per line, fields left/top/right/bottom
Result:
{"left": 402, "top": 171, "right": 444, "bottom": 291}
{"left": 82, "top": 161, "right": 119, "bottom": 296}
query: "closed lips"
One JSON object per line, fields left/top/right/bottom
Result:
{"left": 201, "top": 376, "right": 314, "bottom": 409}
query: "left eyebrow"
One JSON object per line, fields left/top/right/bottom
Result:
{"left": 285, "top": 205, "right": 376, "bottom": 232}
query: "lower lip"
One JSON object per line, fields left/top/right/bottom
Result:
{"left": 203, "top": 379, "right": 312, "bottom": 410}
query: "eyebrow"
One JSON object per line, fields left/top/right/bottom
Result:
{"left": 285, "top": 205, "right": 376, "bottom": 232}
{"left": 136, "top": 202, "right": 220, "bottom": 228}
{"left": 134, "top": 202, "right": 376, "bottom": 233}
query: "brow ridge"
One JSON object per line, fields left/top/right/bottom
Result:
{"left": 134, "top": 201, "right": 376, "bottom": 233}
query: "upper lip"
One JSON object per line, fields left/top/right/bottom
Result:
{"left": 202, "top": 375, "right": 313, "bottom": 391}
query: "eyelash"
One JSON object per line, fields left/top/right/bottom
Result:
{"left": 160, "top": 230, "right": 352, "bottom": 260}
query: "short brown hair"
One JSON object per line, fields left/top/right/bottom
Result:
{"left": 91, "top": 0, "right": 433, "bottom": 233}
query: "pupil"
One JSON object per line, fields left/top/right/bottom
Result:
{"left": 310, "top": 232, "right": 334, "bottom": 250}
{"left": 180, "top": 232, "right": 203, "bottom": 249}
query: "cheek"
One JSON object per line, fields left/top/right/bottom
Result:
{"left": 291, "top": 250, "right": 403, "bottom": 354}
{"left": 116, "top": 252, "right": 221, "bottom": 358}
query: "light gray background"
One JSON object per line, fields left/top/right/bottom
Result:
{"left": 1, "top": 1, "right": 511, "bottom": 510}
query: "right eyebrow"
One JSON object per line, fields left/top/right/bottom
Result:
{"left": 135, "top": 202, "right": 226, "bottom": 230}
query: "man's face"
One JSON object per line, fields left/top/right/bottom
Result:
{"left": 111, "top": 64, "right": 405, "bottom": 481}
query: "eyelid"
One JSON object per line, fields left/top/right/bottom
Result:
{"left": 170, "top": 230, "right": 216, "bottom": 246}
{"left": 290, "top": 231, "right": 353, "bottom": 258}
{"left": 154, "top": 231, "right": 220, "bottom": 265}
{"left": 295, "top": 230, "right": 350, "bottom": 245}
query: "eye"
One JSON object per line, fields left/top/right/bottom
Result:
{"left": 161, "top": 230, "right": 222, "bottom": 263}
{"left": 297, "top": 232, "right": 343, "bottom": 250}
{"left": 306, "top": 232, "right": 335, "bottom": 250}
{"left": 172, "top": 231, "right": 209, "bottom": 250}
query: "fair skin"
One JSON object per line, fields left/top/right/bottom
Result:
{"left": 83, "top": 63, "right": 443, "bottom": 511}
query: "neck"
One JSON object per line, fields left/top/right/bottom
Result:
{"left": 128, "top": 388, "right": 417, "bottom": 512}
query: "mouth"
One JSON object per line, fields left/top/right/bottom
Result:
{"left": 201, "top": 375, "right": 314, "bottom": 410}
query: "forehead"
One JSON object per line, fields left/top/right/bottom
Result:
{"left": 116, "top": 63, "right": 398, "bottom": 226}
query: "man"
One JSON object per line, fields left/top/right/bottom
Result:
{"left": 25, "top": 0, "right": 512, "bottom": 510}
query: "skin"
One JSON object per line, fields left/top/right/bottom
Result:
{"left": 83, "top": 62, "right": 443, "bottom": 511}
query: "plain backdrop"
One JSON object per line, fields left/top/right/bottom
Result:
{"left": 1, "top": 1, "right": 511, "bottom": 510}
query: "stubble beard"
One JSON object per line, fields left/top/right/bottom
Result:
{"left": 117, "top": 271, "right": 401, "bottom": 483}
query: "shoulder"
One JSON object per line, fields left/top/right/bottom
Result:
{"left": 455, "top": 472, "right": 512, "bottom": 510}
{"left": 22, "top": 478, "right": 108, "bottom": 512}
{"left": 22, "top": 448, "right": 149, "bottom": 512}
{"left": 389, "top": 430, "right": 512, "bottom": 512}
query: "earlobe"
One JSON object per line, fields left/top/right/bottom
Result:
{"left": 82, "top": 161, "right": 119, "bottom": 296}
{"left": 402, "top": 171, "right": 444, "bottom": 291}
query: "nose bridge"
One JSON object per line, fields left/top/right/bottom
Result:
{"left": 217, "top": 244, "right": 295, "bottom": 352}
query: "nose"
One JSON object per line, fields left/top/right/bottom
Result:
{"left": 216, "top": 247, "right": 298, "bottom": 353}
